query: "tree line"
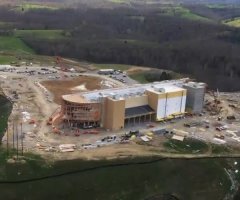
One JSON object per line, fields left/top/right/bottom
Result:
{"left": 0, "top": 5, "right": 240, "bottom": 91}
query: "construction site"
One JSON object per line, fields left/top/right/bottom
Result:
{"left": 0, "top": 60, "right": 240, "bottom": 160}
{"left": 59, "top": 80, "right": 204, "bottom": 130}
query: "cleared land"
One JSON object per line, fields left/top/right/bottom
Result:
{"left": 13, "top": 3, "right": 60, "bottom": 12}
{"left": 93, "top": 63, "right": 131, "bottom": 71}
{"left": 0, "top": 55, "right": 17, "bottom": 65}
{"left": 0, "top": 53, "right": 55, "bottom": 65}
{"left": 159, "top": 6, "right": 212, "bottom": 22}
{"left": 224, "top": 18, "right": 240, "bottom": 28}
{"left": 41, "top": 76, "right": 103, "bottom": 104}
{"left": 0, "top": 36, "right": 34, "bottom": 54}
{"left": 0, "top": 36, "right": 36, "bottom": 64}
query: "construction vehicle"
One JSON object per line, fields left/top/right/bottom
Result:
{"left": 216, "top": 125, "right": 228, "bottom": 131}
{"left": 29, "top": 119, "right": 35, "bottom": 124}
{"left": 227, "top": 115, "right": 236, "bottom": 120}
{"left": 215, "top": 133, "right": 225, "bottom": 139}
{"left": 83, "top": 130, "right": 99, "bottom": 134}
{"left": 53, "top": 127, "right": 60, "bottom": 134}
{"left": 46, "top": 117, "right": 53, "bottom": 126}
{"left": 55, "top": 56, "right": 68, "bottom": 72}
{"left": 47, "top": 107, "right": 62, "bottom": 126}
{"left": 146, "top": 123, "right": 155, "bottom": 128}
{"left": 54, "top": 56, "right": 70, "bottom": 80}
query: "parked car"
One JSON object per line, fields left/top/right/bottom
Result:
{"left": 216, "top": 125, "right": 228, "bottom": 131}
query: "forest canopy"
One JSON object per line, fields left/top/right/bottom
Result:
{"left": 0, "top": 2, "right": 240, "bottom": 91}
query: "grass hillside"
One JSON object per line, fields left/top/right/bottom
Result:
{"left": 224, "top": 17, "right": 240, "bottom": 27}
{"left": 0, "top": 36, "right": 35, "bottom": 64}
{"left": 13, "top": 2, "right": 60, "bottom": 12}
{"left": 0, "top": 36, "right": 34, "bottom": 54}
{"left": 0, "top": 2, "right": 239, "bottom": 91}
{"left": 159, "top": 6, "right": 213, "bottom": 22}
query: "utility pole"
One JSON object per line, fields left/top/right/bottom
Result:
{"left": 6, "top": 124, "right": 9, "bottom": 156}
{"left": 12, "top": 121, "right": 15, "bottom": 149}
{"left": 21, "top": 122, "right": 23, "bottom": 156}
{"left": 16, "top": 122, "right": 18, "bottom": 160}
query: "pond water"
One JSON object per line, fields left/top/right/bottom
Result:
{"left": 0, "top": 96, "right": 238, "bottom": 200}
{"left": 0, "top": 156, "right": 238, "bottom": 200}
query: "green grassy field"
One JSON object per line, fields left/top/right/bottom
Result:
{"left": 15, "top": 30, "right": 67, "bottom": 40}
{"left": 0, "top": 55, "right": 17, "bottom": 65}
{"left": 129, "top": 72, "right": 150, "bottom": 83}
{"left": 117, "top": 39, "right": 160, "bottom": 48}
{"left": 14, "top": 3, "right": 59, "bottom": 12}
{"left": 0, "top": 36, "right": 34, "bottom": 54}
{"left": 0, "top": 21, "right": 15, "bottom": 27}
{"left": 0, "top": 156, "right": 233, "bottom": 200}
{"left": 159, "top": 6, "right": 212, "bottom": 22}
{"left": 0, "top": 20, "right": 17, "bottom": 30}
{"left": 108, "top": 0, "right": 128, "bottom": 3}
{"left": 164, "top": 138, "right": 209, "bottom": 154}
{"left": 206, "top": 4, "right": 240, "bottom": 9}
{"left": 224, "top": 18, "right": 240, "bottom": 28}
{"left": 0, "top": 98, "right": 236, "bottom": 199}
{"left": 211, "top": 144, "right": 231, "bottom": 154}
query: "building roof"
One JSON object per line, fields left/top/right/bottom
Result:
{"left": 82, "top": 79, "right": 188, "bottom": 102}
{"left": 183, "top": 82, "right": 206, "bottom": 89}
{"left": 147, "top": 85, "right": 185, "bottom": 94}
{"left": 62, "top": 79, "right": 189, "bottom": 104}
{"left": 62, "top": 94, "right": 89, "bottom": 104}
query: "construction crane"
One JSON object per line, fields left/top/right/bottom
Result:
{"left": 55, "top": 56, "right": 69, "bottom": 79}
{"left": 55, "top": 56, "right": 68, "bottom": 72}
{"left": 46, "top": 107, "right": 62, "bottom": 126}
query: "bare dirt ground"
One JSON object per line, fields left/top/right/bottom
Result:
{"left": 41, "top": 76, "right": 103, "bottom": 104}
{"left": 0, "top": 63, "right": 240, "bottom": 162}
{"left": 126, "top": 66, "right": 176, "bottom": 75}
{"left": 126, "top": 66, "right": 152, "bottom": 75}
{"left": 0, "top": 64, "right": 132, "bottom": 160}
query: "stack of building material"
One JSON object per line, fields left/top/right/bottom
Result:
{"left": 152, "top": 128, "right": 166, "bottom": 135}
{"left": 59, "top": 144, "right": 76, "bottom": 152}
{"left": 172, "top": 129, "right": 189, "bottom": 141}
{"left": 172, "top": 135, "right": 184, "bottom": 141}
{"left": 140, "top": 135, "right": 152, "bottom": 142}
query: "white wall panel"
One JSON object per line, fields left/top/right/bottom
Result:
{"left": 166, "top": 96, "right": 182, "bottom": 116}
{"left": 181, "top": 95, "right": 186, "bottom": 113}
{"left": 156, "top": 94, "right": 186, "bottom": 119}
{"left": 157, "top": 98, "right": 166, "bottom": 119}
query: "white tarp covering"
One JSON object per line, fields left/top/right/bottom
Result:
{"left": 22, "top": 111, "right": 31, "bottom": 122}
{"left": 172, "top": 135, "right": 184, "bottom": 141}
{"left": 212, "top": 138, "right": 226, "bottom": 144}
{"left": 157, "top": 93, "right": 186, "bottom": 119}
{"left": 140, "top": 135, "right": 152, "bottom": 142}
